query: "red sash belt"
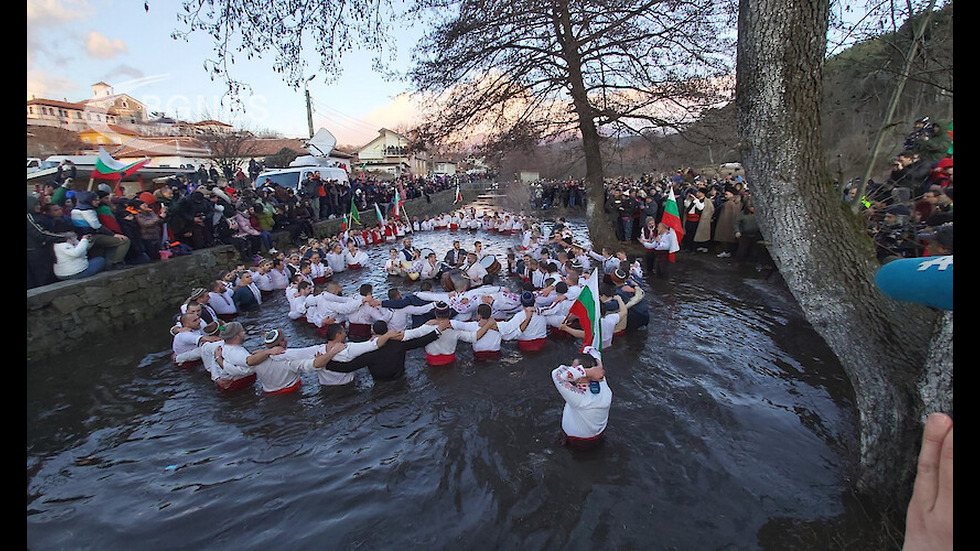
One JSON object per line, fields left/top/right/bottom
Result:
{"left": 518, "top": 338, "right": 548, "bottom": 352}
{"left": 563, "top": 429, "right": 605, "bottom": 451}
{"left": 267, "top": 379, "right": 302, "bottom": 395}
{"left": 473, "top": 350, "right": 501, "bottom": 361}
{"left": 172, "top": 355, "right": 202, "bottom": 370}
{"left": 218, "top": 373, "right": 257, "bottom": 392}
{"left": 426, "top": 352, "right": 456, "bottom": 366}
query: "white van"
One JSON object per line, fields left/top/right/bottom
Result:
{"left": 255, "top": 157, "right": 350, "bottom": 192}
{"left": 255, "top": 128, "right": 350, "bottom": 192}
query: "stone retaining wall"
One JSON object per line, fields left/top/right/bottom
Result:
{"left": 27, "top": 185, "right": 484, "bottom": 362}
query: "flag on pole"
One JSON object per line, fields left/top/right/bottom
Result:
{"left": 567, "top": 269, "right": 603, "bottom": 357}
{"left": 349, "top": 197, "right": 360, "bottom": 225}
{"left": 374, "top": 202, "right": 386, "bottom": 225}
{"left": 661, "top": 186, "right": 684, "bottom": 244}
{"left": 453, "top": 184, "right": 462, "bottom": 205}
{"left": 92, "top": 146, "right": 151, "bottom": 182}
{"left": 341, "top": 213, "right": 348, "bottom": 233}
{"left": 393, "top": 189, "right": 403, "bottom": 219}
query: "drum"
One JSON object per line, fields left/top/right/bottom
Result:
{"left": 441, "top": 269, "right": 469, "bottom": 292}
{"left": 480, "top": 254, "right": 501, "bottom": 275}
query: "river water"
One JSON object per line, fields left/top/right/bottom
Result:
{"left": 27, "top": 194, "right": 871, "bottom": 550}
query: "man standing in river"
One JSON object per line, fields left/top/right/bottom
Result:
{"left": 551, "top": 353, "right": 611, "bottom": 450}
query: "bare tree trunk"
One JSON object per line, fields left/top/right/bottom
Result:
{"left": 555, "top": 0, "right": 619, "bottom": 251}
{"left": 736, "top": 0, "right": 942, "bottom": 508}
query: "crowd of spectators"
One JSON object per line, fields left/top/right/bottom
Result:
{"left": 27, "top": 169, "right": 466, "bottom": 290}
{"left": 532, "top": 170, "right": 759, "bottom": 261}
{"left": 852, "top": 117, "right": 954, "bottom": 262}
{"left": 527, "top": 116, "right": 953, "bottom": 266}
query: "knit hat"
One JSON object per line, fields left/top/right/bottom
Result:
{"left": 434, "top": 301, "right": 452, "bottom": 317}
{"left": 139, "top": 192, "right": 157, "bottom": 205}
{"left": 520, "top": 291, "right": 536, "bottom": 307}
{"left": 220, "top": 321, "right": 244, "bottom": 340}
{"left": 262, "top": 329, "right": 282, "bottom": 345}
{"left": 188, "top": 287, "right": 208, "bottom": 301}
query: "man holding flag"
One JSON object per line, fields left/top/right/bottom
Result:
{"left": 454, "top": 183, "right": 462, "bottom": 205}
{"left": 639, "top": 186, "right": 682, "bottom": 279}
{"left": 550, "top": 266, "right": 612, "bottom": 449}
{"left": 551, "top": 347, "right": 611, "bottom": 450}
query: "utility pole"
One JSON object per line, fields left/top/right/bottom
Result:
{"left": 304, "top": 75, "right": 316, "bottom": 139}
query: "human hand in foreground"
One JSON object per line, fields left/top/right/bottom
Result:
{"left": 903, "top": 412, "right": 953, "bottom": 551}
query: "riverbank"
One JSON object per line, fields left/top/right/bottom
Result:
{"left": 26, "top": 185, "right": 479, "bottom": 362}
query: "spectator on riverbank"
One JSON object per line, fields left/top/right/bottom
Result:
{"left": 69, "top": 191, "right": 131, "bottom": 270}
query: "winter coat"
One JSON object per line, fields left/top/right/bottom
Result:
{"left": 713, "top": 195, "right": 742, "bottom": 244}
{"left": 694, "top": 197, "right": 715, "bottom": 243}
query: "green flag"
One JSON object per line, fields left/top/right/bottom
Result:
{"left": 349, "top": 197, "right": 360, "bottom": 225}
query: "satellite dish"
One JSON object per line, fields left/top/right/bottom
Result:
{"left": 306, "top": 128, "right": 337, "bottom": 157}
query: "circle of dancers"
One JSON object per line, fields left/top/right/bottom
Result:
{"left": 169, "top": 207, "right": 650, "bottom": 449}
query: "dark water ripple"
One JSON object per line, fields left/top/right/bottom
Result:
{"left": 27, "top": 202, "right": 862, "bottom": 550}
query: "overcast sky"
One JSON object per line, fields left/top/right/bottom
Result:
{"left": 26, "top": 0, "right": 423, "bottom": 146}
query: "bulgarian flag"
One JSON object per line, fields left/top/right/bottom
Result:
{"left": 393, "top": 189, "right": 403, "bottom": 219}
{"left": 341, "top": 213, "right": 348, "bottom": 232}
{"left": 453, "top": 183, "right": 462, "bottom": 205}
{"left": 92, "top": 146, "right": 151, "bottom": 183}
{"left": 349, "top": 197, "right": 360, "bottom": 225}
{"left": 568, "top": 269, "right": 603, "bottom": 357}
{"left": 374, "top": 202, "right": 386, "bottom": 225}
{"left": 661, "top": 186, "right": 684, "bottom": 246}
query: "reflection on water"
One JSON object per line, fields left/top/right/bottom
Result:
{"left": 27, "top": 197, "right": 865, "bottom": 550}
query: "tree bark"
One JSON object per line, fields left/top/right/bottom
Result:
{"left": 736, "top": 0, "right": 943, "bottom": 508}
{"left": 554, "top": 0, "right": 618, "bottom": 251}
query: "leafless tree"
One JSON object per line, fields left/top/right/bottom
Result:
{"left": 407, "top": 0, "right": 736, "bottom": 247}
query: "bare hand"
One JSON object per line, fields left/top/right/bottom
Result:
{"left": 903, "top": 413, "right": 953, "bottom": 551}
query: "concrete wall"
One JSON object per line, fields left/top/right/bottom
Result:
{"left": 27, "top": 186, "right": 483, "bottom": 362}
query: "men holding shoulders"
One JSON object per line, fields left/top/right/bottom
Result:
{"left": 450, "top": 303, "right": 502, "bottom": 361}
{"left": 319, "top": 319, "right": 447, "bottom": 382}
{"left": 252, "top": 328, "right": 351, "bottom": 394}
{"left": 497, "top": 291, "right": 549, "bottom": 353}
{"left": 171, "top": 312, "right": 221, "bottom": 368}
{"left": 311, "top": 322, "right": 400, "bottom": 386}
{"left": 211, "top": 322, "right": 265, "bottom": 391}
{"left": 422, "top": 301, "right": 497, "bottom": 366}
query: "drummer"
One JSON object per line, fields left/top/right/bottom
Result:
{"left": 462, "top": 251, "right": 488, "bottom": 287}
{"left": 420, "top": 251, "right": 442, "bottom": 281}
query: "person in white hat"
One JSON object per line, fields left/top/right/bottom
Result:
{"left": 250, "top": 328, "right": 350, "bottom": 395}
